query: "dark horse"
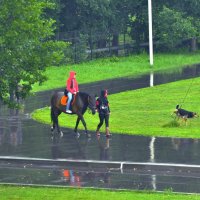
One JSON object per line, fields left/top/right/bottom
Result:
{"left": 50, "top": 91, "right": 96, "bottom": 136}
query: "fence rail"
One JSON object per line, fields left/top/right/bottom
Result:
{"left": 55, "top": 30, "right": 199, "bottom": 63}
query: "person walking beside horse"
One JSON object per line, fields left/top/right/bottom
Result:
{"left": 65, "top": 71, "right": 79, "bottom": 113}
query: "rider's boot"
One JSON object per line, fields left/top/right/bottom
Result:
{"left": 66, "top": 99, "right": 72, "bottom": 113}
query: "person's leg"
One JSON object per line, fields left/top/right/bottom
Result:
{"left": 64, "top": 89, "right": 68, "bottom": 96}
{"left": 105, "top": 114, "right": 110, "bottom": 136}
{"left": 96, "top": 114, "right": 104, "bottom": 136}
{"left": 66, "top": 92, "right": 72, "bottom": 112}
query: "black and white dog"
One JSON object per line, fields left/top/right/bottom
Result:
{"left": 173, "top": 105, "right": 198, "bottom": 124}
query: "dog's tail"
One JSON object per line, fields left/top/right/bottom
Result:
{"left": 176, "top": 104, "right": 179, "bottom": 109}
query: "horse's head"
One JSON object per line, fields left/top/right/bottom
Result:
{"left": 88, "top": 95, "right": 96, "bottom": 115}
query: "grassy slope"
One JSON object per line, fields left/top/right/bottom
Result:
{"left": 32, "top": 77, "right": 200, "bottom": 138}
{"left": 1, "top": 186, "right": 200, "bottom": 200}
{"left": 32, "top": 53, "right": 200, "bottom": 92}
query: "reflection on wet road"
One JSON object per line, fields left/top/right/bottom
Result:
{"left": 1, "top": 64, "right": 200, "bottom": 193}
{"left": 1, "top": 114, "right": 200, "bottom": 165}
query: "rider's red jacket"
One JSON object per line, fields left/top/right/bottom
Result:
{"left": 66, "top": 71, "right": 79, "bottom": 94}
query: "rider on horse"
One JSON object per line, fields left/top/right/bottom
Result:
{"left": 66, "top": 71, "right": 79, "bottom": 113}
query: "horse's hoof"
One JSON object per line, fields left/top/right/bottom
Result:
{"left": 75, "top": 132, "right": 80, "bottom": 138}
{"left": 51, "top": 127, "right": 54, "bottom": 132}
{"left": 59, "top": 131, "right": 63, "bottom": 137}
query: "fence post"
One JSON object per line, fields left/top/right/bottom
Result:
{"left": 109, "top": 32, "right": 111, "bottom": 56}
{"left": 74, "top": 31, "right": 77, "bottom": 63}
{"left": 90, "top": 30, "right": 93, "bottom": 60}
{"left": 123, "top": 32, "right": 126, "bottom": 56}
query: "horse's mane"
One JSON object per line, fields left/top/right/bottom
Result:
{"left": 78, "top": 91, "right": 90, "bottom": 97}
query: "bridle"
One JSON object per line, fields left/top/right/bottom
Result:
{"left": 87, "top": 95, "right": 96, "bottom": 114}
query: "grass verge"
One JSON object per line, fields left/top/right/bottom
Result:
{"left": 1, "top": 185, "right": 200, "bottom": 200}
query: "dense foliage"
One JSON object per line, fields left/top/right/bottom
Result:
{"left": 0, "top": 0, "right": 68, "bottom": 106}
{"left": 55, "top": 0, "right": 200, "bottom": 54}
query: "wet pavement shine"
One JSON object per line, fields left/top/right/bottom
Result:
{"left": 1, "top": 65, "right": 200, "bottom": 193}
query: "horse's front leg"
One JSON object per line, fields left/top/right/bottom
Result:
{"left": 78, "top": 114, "right": 91, "bottom": 137}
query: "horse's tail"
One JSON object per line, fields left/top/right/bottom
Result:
{"left": 50, "top": 93, "right": 57, "bottom": 123}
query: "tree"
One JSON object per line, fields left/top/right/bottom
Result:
{"left": 154, "top": 0, "right": 200, "bottom": 51}
{"left": 156, "top": 6, "right": 197, "bottom": 50}
{"left": 128, "top": 0, "right": 150, "bottom": 53}
{"left": 0, "top": 0, "right": 68, "bottom": 107}
{"left": 57, "top": 0, "right": 131, "bottom": 57}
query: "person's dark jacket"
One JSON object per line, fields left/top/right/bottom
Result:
{"left": 96, "top": 90, "right": 110, "bottom": 115}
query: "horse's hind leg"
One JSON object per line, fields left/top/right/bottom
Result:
{"left": 51, "top": 117, "right": 56, "bottom": 132}
{"left": 51, "top": 124, "right": 55, "bottom": 132}
{"left": 56, "top": 110, "right": 62, "bottom": 135}
{"left": 51, "top": 107, "right": 56, "bottom": 132}
{"left": 51, "top": 108, "right": 62, "bottom": 135}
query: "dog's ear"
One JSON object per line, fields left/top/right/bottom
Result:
{"left": 176, "top": 105, "right": 179, "bottom": 109}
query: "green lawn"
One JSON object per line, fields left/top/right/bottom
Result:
{"left": 1, "top": 185, "right": 200, "bottom": 200}
{"left": 32, "top": 52, "right": 200, "bottom": 92}
{"left": 32, "top": 77, "right": 200, "bottom": 138}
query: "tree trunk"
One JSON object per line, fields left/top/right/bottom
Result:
{"left": 97, "top": 38, "right": 107, "bottom": 48}
{"left": 191, "top": 38, "right": 197, "bottom": 52}
{"left": 112, "top": 33, "right": 119, "bottom": 56}
{"left": 9, "top": 90, "right": 15, "bottom": 103}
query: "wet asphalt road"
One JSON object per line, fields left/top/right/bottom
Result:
{"left": 1, "top": 64, "right": 200, "bottom": 193}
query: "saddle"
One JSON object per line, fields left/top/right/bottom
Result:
{"left": 60, "top": 94, "right": 76, "bottom": 106}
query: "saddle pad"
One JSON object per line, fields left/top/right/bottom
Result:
{"left": 60, "top": 95, "right": 76, "bottom": 106}
{"left": 61, "top": 96, "right": 68, "bottom": 105}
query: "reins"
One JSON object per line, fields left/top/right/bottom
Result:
{"left": 171, "top": 78, "right": 195, "bottom": 120}
{"left": 87, "top": 95, "right": 95, "bottom": 114}
{"left": 179, "top": 78, "right": 195, "bottom": 108}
